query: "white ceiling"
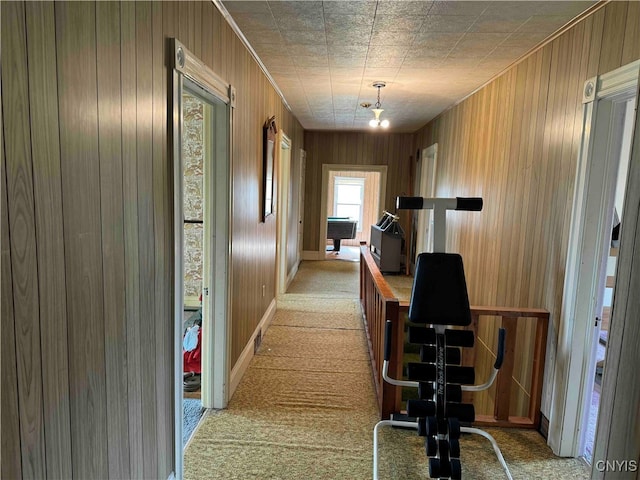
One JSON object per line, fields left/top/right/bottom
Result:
{"left": 221, "top": 0, "right": 597, "bottom": 132}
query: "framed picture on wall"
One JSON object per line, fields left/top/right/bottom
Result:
{"left": 263, "top": 115, "right": 277, "bottom": 221}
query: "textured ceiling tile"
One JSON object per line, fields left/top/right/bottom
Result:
{"left": 254, "top": 42, "right": 289, "bottom": 57}
{"left": 223, "top": 0, "right": 595, "bottom": 131}
{"left": 274, "top": 13, "right": 326, "bottom": 31}
{"left": 517, "top": 15, "right": 573, "bottom": 33}
{"left": 372, "top": 15, "right": 426, "bottom": 33}
{"left": 230, "top": 12, "right": 278, "bottom": 30}
{"left": 481, "top": 1, "right": 545, "bottom": 19}
{"left": 322, "top": 1, "right": 378, "bottom": 16}
{"left": 535, "top": 1, "right": 597, "bottom": 16}
{"left": 329, "top": 56, "right": 367, "bottom": 68}
{"left": 287, "top": 43, "right": 329, "bottom": 57}
{"left": 368, "top": 44, "right": 410, "bottom": 57}
{"left": 404, "top": 45, "right": 451, "bottom": 59}
{"left": 243, "top": 29, "right": 285, "bottom": 45}
{"left": 222, "top": 1, "right": 271, "bottom": 15}
{"left": 366, "top": 56, "right": 405, "bottom": 68}
{"left": 420, "top": 14, "right": 478, "bottom": 33}
{"left": 295, "top": 66, "right": 331, "bottom": 76}
{"left": 399, "top": 56, "right": 444, "bottom": 68}
{"left": 440, "top": 56, "right": 481, "bottom": 68}
{"left": 267, "top": 1, "right": 323, "bottom": 16}
{"left": 324, "top": 13, "right": 374, "bottom": 30}
{"left": 501, "top": 31, "right": 550, "bottom": 48}
{"left": 328, "top": 44, "right": 370, "bottom": 56}
{"left": 281, "top": 29, "right": 327, "bottom": 45}
{"left": 454, "top": 32, "right": 510, "bottom": 50}
{"left": 361, "top": 71, "right": 398, "bottom": 83}
{"left": 412, "top": 31, "right": 464, "bottom": 47}
{"left": 370, "top": 30, "right": 417, "bottom": 46}
{"left": 376, "top": 1, "right": 433, "bottom": 16}
{"left": 330, "top": 67, "right": 367, "bottom": 78}
{"left": 294, "top": 55, "right": 329, "bottom": 68}
{"left": 262, "top": 55, "right": 295, "bottom": 68}
{"left": 467, "top": 16, "right": 529, "bottom": 33}
{"left": 428, "top": 1, "right": 491, "bottom": 16}
{"left": 326, "top": 29, "right": 372, "bottom": 46}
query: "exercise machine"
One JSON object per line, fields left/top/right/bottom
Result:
{"left": 372, "top": 196, "right": 513, "bottom": 480}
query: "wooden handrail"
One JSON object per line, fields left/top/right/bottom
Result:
{"left": 359, "top": 245, "right": 550, "bottom": 428}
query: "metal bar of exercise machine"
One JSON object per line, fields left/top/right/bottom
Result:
{"left": 372, "top": 196, "right": 513, "bottom": 480}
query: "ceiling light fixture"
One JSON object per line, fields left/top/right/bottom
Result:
{"left": 369, "top": 81, "right": 389, "bottom": 129}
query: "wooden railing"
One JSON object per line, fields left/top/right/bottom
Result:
{"left": 359, "top": 245, "right": 403, "bottom": 418}
{"left": 360, "top": 246, "right": 549, "bottom": 428}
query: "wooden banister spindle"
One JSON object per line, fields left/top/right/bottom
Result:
{"left": 495, "top": 317, "right": 517, "bottom": 421}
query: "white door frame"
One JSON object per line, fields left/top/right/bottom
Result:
{"left": 318, "top": 164, "right": 387, "bottom": 258}
{"left": 415, "top": 144, "right": 438, "bottom": 258}
{"left": 171, "top": 39, "right": 234, "bottom": 479}
{"left": 296, "top": 149, "right": 306, "bottom": 266}
{"left": 276, "top": 133, "right": 292, "bottom": 294}
{"left": 549, "top": 60, "right": 639, "bottom": 457}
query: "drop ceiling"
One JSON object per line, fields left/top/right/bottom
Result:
{"left": 221, "top": 0, "right": 598, "bottom": 132}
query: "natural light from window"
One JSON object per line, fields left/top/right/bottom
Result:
{"left": 334, "top": 177, "right": 365, "bottom": 232}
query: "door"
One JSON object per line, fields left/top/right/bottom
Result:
{"left": 297, "top": 149, "right": 306, "bottom": 264}
{"left": 551, "top": 59, "right": 639, "bottom": 458}
{"left": 415, "top": 144, "right": 438, "bottom": 259}
{"left": 581, "top": 95, "right": 635, "bottom": 462}
{"left": 171, "top": 39, "right": 232, "bottom": 478}
{"left": 276, "top": 133, "right": 291, "bottom": 294}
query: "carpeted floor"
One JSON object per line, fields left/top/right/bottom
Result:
{"left": 185, "top": 260, "right": 378, "bottom": 479}
{"left": 183, "top": 398, "right": 204, "bottom": 447}
{"left": 184, "top": 260, "right": 590, "bottom": 479}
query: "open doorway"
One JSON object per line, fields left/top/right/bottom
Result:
{"left": 320, "top": 165, "right": 387, "bottom": 262}
{"left": 582, "top": 93, "right": 636, "bottom": 462}
{"left": 171, "top": 40, "right": 232, "bottom": 477}
{"left": 276, "top": 133, "right": 292, "bottom": 294}
{"left": 410, "top": 143, "right": 438, "bottom": 272}
{"left": 551, "top": 59, "right": 639, "bottom": 459}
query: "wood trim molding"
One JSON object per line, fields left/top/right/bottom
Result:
{"left": 228, "top": 299, "right": 277, "bottom": 399}
{"left": 171, "top": 38, "right": 229, "bottom": 104}
{"left": 302, "top": 250, "right": 325, "bottom": 260}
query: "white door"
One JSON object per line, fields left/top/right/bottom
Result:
{"left": 415, "top": 144, "right": 438, "bottom": 258}
{"left": 297, "top": 150, "right": 306, "bottom": 264}
{"left": 276, "top": 134, "right": 291, "bottom": 294}
{"left": 550, "top": 60, "right": 639, "bottom": 458}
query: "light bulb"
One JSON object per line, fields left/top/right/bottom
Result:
{"left": 369, "top": 119, "right": 378, "bottom": 127}
{"left": 381, "top": 119, "right": 390, "bottom": 128}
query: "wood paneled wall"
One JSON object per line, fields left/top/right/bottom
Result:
{"left": 412, "top": 1, "right": 640, "bottom": 420}
{"left": 0, "top": 1, "right": 302, "bottom": 478}
{"left": 303, "top": 132, "right": 414, "bottom": 253}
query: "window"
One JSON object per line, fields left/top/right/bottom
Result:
{"left": 333, "top": 176, "right": 365, "bottom": 231}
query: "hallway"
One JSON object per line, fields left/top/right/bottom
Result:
{"left": 184, "top": 260, "right": 379, "bottom": 478}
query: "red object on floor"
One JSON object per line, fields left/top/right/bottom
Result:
{"left": 183, "top": 327, "right": 202, "bottom": 374}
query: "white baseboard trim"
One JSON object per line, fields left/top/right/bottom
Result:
{"left": 302, "top": 250, "right": 324, "bottom": 260}
{"left": 229, "top": 298, "right": 277, "bottom": 398}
